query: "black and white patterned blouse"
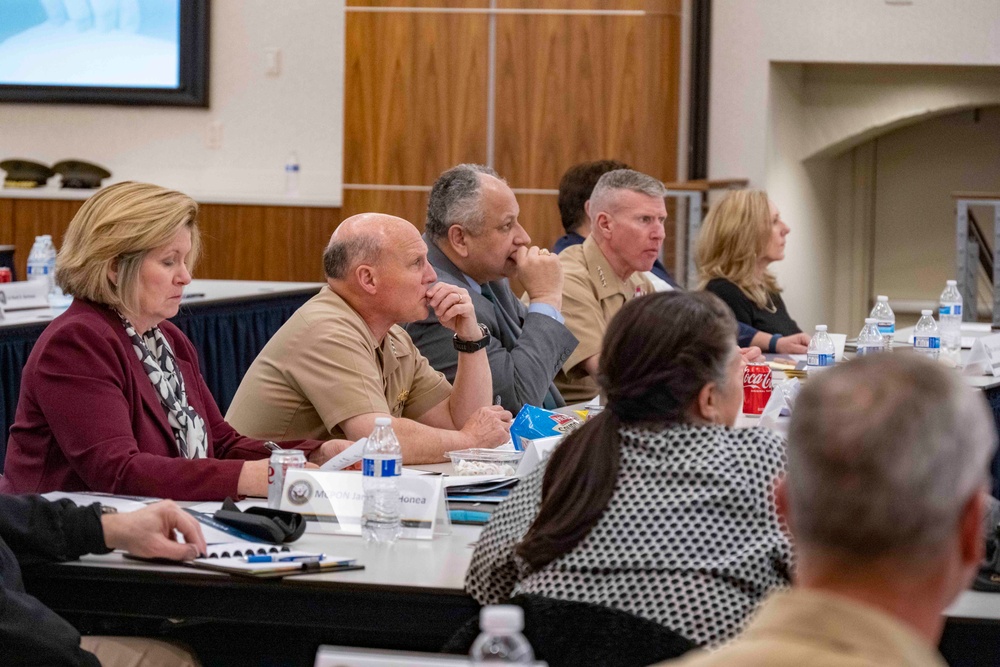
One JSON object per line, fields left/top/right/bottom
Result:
{"left": 465, "top": 424, "right": 791, "bottom": 647}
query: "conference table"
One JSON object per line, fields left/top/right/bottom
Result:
{"left": 21, "top": 455, "right": 1000, "bottom": 667}
{"left": 17, "top": 333, "right": 1000, "bottom": 666}
{"left": 0, "top": 279, "right": 323, "bottom": 469}
{"left": 23, "top": 516, "right": 481, "bottom": 666}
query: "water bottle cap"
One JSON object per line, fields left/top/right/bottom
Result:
{"left": 921, "top": 309, "right": 932, "bottom": 316}
{"left": 947, "top": 280, "right": 957, "bottom": 286}
{"left": 480, "top": 605, "right": 524, "bottom": 633}
{"left": 864, "top": 318, "right": 876, "bottom": 324}
{"left": 815, "top": 324, "right": 827, "bottom": 332}
{"left": 876, "top": 295, "right": 888, "bottom": 302}
{"left": 374, "top": 417, "right": 391, "bottom": 427}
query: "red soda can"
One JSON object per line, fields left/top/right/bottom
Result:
{"left": 0, "top": 268, "right": 11, "bottom": 283}
{"left": 742, "top": 363, "right": 773, "bottom": 416}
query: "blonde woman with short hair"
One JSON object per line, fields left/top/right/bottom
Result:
{"left": 697, "top": 190, "right": 805, "bottom": 347}
{"left": 1, "top": 182, "right": 348, "bottom": 501}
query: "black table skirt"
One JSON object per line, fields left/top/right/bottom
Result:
{"left": 0, "top": 290, "right": 314, "bottom": 472}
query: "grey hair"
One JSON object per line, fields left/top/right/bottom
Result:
{"left": 787, "top": 353, "right": 996, "bottom": 561}
{"left": 588, "top": 169, "right": 667, "bottom": 221}
{"left": 425, "top": 163, "right": 501, "bottom": 242}
{"left": 323, "top": 232, "right": 383, "bottom": 279}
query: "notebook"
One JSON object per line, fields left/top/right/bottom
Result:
{"left": 190, "top": 551, "right": 362, "bottom": 578}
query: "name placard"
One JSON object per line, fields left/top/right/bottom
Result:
{"left": 0, "top": 280, "right": 48, "bottom": 311}
{"left": 516, "top": 435, "right": 562, "bottom": 477}
{"left": 964, "top": 333, "right": 1000, "bottom": 377}
{"left": 280, "top": 469, "right": 450, "bottom": 540}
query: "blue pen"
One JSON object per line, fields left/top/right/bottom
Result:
{"left": 245, "top": 553, "right": 325, "bottom": 563}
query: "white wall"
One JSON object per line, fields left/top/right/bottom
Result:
{"left": 0, "top": 0, "right": 344, "bottom": 205}
{"left": 710, "top": 0, "right": 1000, "bottom": 332}
{"left": 873, "top": 107, "right": 1000, "bottom": 306}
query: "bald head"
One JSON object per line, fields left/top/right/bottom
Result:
{"left": 324, "top": 213, "right": 417, "bottom": 279}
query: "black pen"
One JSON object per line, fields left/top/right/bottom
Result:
{"left": 181, "top": 292, "right": 206, "bottom": 300}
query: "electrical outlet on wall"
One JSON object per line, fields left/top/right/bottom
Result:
{"left": 265, "top": 48, "right": 282, "bottom": 76}
{"left": 205, "top": 121, "right": 223, "bottom": 149}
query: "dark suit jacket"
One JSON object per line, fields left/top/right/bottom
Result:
{"left": 404, "top": 237, "right": 578, "bottom": 413}
{"left": 0, "top": 299, "right": 320, "bottom": 500}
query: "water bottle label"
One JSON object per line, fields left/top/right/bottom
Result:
{"left": 953, "top": 304, "right": 962, "bottom": 316}
{"left": 807, "top": 353, "right": 835, "bottom": 367}
{"left": 914, "top": 336, "right": 940, "bottom": 350}
{"left": 940, "top": 305, "right": 952, "bottom": 315}
{"left": 362, "top": 457, "right": 399, "bottom": 478}
{"left": 876, "top": 323, "right": 894, "bottom": 335}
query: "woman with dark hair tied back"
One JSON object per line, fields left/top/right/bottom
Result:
{"left": 466, "top": 291, "right": 791, "bottom": 647}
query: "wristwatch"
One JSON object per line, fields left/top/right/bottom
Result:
{"left": 453, "top": 323, "right": 491, "bottom": 353}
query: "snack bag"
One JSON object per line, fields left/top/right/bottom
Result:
{"left": 509, "top": 405, "right": 581, "bottom": 451}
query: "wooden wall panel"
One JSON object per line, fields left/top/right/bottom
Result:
{"left": 0, "top": 198, "right": 13, "bottom": 243}
{"left": 196, "top": 205, "right": 340, "bottom": 282}
{"left": 9, "top": 200, "right": 83, "bottom": 280}
{"left": 341, "top": 189, "right": 430, "bottom": 230}
{"left": 494, "top": 0, "right": 683, "bottom": 189}
{"left": 344, "top": 1, "right": 490, "bottom": 187}
{"left": 6, "top": 199, "right": 340, "bottom": 284}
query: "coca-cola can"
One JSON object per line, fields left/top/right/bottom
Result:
{"left": 742, "top": 363, "right": 773, "bottom": 416}
{"left": 267, "top": 448, "right": 306, "bottom": 509}
{"left": 0, "top": 268, "right": 10, "bottom": 283}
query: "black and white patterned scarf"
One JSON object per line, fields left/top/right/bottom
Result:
{"left": 120, "top": 316, "right": 208, "bottom": 459}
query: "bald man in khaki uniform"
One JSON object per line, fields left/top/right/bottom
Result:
{"left": 227, "top": 214, "right": 512, "bottom": 464}
{"left": 555, "top": 170, "right": 664, "bottom": 403}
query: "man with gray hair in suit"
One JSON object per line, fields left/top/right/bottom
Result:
{"left": 662, "top": 353, "right": 997, "bottom": 667}
{"left": 405, "top": 164, "right": 578, "bottom": 413}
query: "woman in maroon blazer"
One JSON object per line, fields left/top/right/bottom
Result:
{"left": 1, "top": 182, "right": 346, "bottom": 501}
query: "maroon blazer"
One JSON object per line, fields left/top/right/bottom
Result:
{"left": 1, "top": 299, "right": 321, "bottom": 500}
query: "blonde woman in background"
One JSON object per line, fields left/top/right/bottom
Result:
{"left": 697, "top": 190, "right": 809, "bottom": 354}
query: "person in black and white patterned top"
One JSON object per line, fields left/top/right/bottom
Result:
{"left": 466, "top": 290, "right": 791, "bottom": 647}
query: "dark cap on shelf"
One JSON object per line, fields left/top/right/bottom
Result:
{"left": 0, "top": 159, "right": 54, "bottom": 188}
{"left": 52, "top": 160, "right": 112, "bottom": 189}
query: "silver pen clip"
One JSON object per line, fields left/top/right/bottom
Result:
{"left": 264, "top": 441, "right": 283, "bottom": 453}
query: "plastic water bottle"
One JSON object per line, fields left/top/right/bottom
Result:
{"left": 41, "top": 235, "right": 58, "bottom": 296}
{"left": 806, "top": 325, "right": 835, "bottom": 374}
{"left": 361, "top": 417, "right": 402, "bottom": 545}
{"left": 856, "top": 318, "right": 886, "bottom": 356}
{"left": 470, "top": 606, "right": 535, "bottom": 664}
{"left": 913, "top": 309, "right": 941, "bottom": 361}
{"left": 869, "top": 295, "right": 895, "bottom": 346}
{"left": 939, "top": 280, "right": 963, "bottom": 356}
{"left": 284, "top": 151, "right": 300, "bottom": 196}
{"left": 26, "top": 236, "right": 47, "bottom": 283}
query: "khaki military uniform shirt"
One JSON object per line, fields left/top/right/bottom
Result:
{"left": 658, "top": 588, "right": 948, "bottom": 667}
{"left": 226, "top": 286, "right": 452, "bottom": 441}
{"left": 555, "top": 236, "right": 653, "bottom": 403}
